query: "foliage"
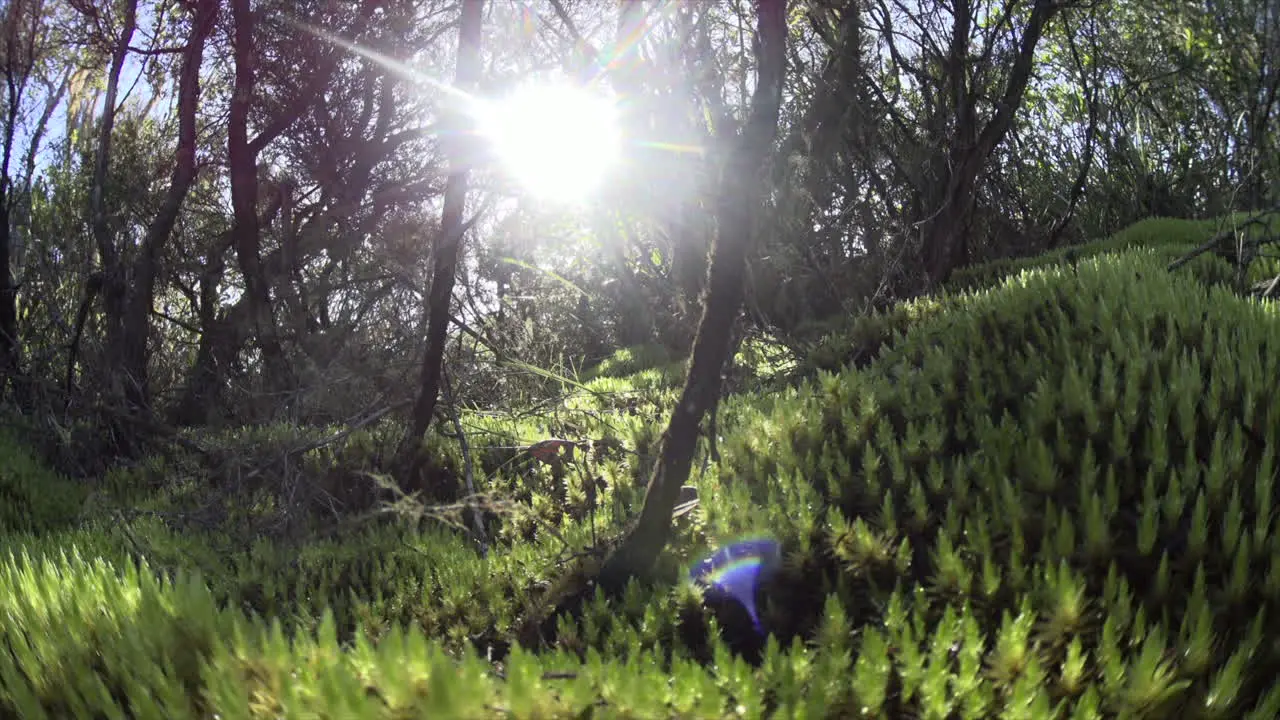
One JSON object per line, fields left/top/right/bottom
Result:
{"left": 4, "top": 0, "right": 1280, "bottom": 715}
{"left": 6, "top": 217, "right": 1280, "bottom": 717}
{"left": 0, "top": 428, "right": 87, "bottom": 534}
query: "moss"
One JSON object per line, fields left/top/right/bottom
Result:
{"left": 802, "top": 214, "right": 1269, "bottom": 382}
{"left": 705, "top": 246, "right": 1280, "bottom": 716}
{"left": 0, "top": 430, "right": 88, "bottom": 534}
{"left": 580, "top": 343, "right": 681, "bottom": 382}
{"left": 7, "top": 215, "right": 1280, "bottom": 717}
{"left": 950, "top": 213, "right": 1280, "bottom": 294}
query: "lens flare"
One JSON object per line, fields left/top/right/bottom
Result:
{"left": 472, "top": 80, "right": 621, "bottom": 203}
{"left": 689, "top": 536, "right": 781, "bottom": 634}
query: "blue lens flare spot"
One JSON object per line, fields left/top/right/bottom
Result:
{"left": 689, "top": 536, "right": 781, "bottom": 634}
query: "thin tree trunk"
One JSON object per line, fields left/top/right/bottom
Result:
{"left": 88, "top": 0, "right": 139, "bottom": 416}
{"left": 919, "top": 0, "right": 1058, "bottom": 287}
{"left": 0, "top": 78, "right": 15, "bottom": 398}
{"left": 6, "top": 69, "right": 72, "bottom": 401}
{"left": 0, "top": 200, "right": 15, "bottom": 401}
{"left": 401, "top": 0, "right": 486, "bottom": 460}
{"left": 0, "top": 26, "right": 16, "bottom": 400}
{"left": 192, "top": 1, "right": 375, "bottom": 422}
{"left": 0, "top": 0, "right": 51, "bottom": 403}
{"left": 596, "top": 0, "right": 789, "bottom": 592}
{"left": 229, "top": 0, "right": 291, "bottom": 402}
{"left": 173, "top": 175, "right": 287, "bottom": 426}
{"left": 1047, "top": 10, "right": 1100, "bottom": 249}
{"left": 120, "top": 0, "right": 217, "bottom": 412}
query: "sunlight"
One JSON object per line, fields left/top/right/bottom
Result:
{"left": 473, "top": 81, "right": 622, "bottom": 204}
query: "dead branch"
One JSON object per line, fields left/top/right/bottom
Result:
{"left": 285, "top": 398, "right": 408, "bottom": 458}
{"left": 1167, "top": 206, "right": 1280, "bottom": 272}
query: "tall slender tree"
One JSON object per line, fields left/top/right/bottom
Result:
{"left": 229, "top": 0, "right": 292, "bottom": 400}
{"left": 86, "top": 0, "right": 139, "bottom": 419}
{"left": 115, "top": 0, "right": 218, "bottom": 415}
{"left": 401, "top": 0, "right": 486, "bottom": 470}
{"left": 0, "top": 0, "right": 49, "bottom": 401}
{"left": 597, "top": 0, "right": 790, "bottom": 591}
{"left": 65, "top": 0, "right": 217, "bottom": 446}
{"left": 916, "top": 0, "right": 1062, "bottom": 286}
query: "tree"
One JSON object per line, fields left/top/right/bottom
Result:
{"left": 0, "top": 0, "right": 56, "bottom": 401}
{"left": 118, "top": 0, "right": 217, "bottom": 414}
{"left": 596, "top": 0, "right": 790, "bottom": 591}
{"left": 401, "top": 0, "right": 485, "bottom": 471}
{"left": 84, "top": 0, "right": 140, "bottom": 423}
{"left": 904, "top": 0, "right": 1065, "bottom": 286}
{"left": 171, "top": 0, "right": 440, "bottom": 426}
{"left": 228, "top": 0, "right": 292, "bottom": 402}
{"left": 63, "top": 0, "right": 216, "bottom": 453}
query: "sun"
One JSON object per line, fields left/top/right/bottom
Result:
{"left": 473, "top": 80, "right": 622, "bottom": 203}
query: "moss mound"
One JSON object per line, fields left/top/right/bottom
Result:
{"left": 708, "top": 245, "right": 1280, "bottom": 717}
{"left": 803, "top": 215, "right": 1275, "bottom": 378}
{"left": 5, "top": 218, "right": 1280, "bottom": 717}
{"left": 948, "top": 213, "right": 1280, "bottom": 293}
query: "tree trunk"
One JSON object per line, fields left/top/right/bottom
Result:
{"left": 0, "top": 199, "right": 16, "bottom": 401}
{"left": 918, "top": 0, "right": 1058, "bottom": 287}
{"left": 401, "top": 0, "right": 486, "bottom": 459}
{"left": 1047, "top": 12, "right": 1101, "bottom": 250}
{"left": 229, "top": 0, "right": 291, "bottom": 403}
{"left": 0, "top": 53, "right": 15, "bottom": 398}
{"left": 596, "top": 0, "right": 789, "bottom": 592}
{"left": 87, "top": 0, "right": 138, "bottom": 425}
{"left": 120, "top": 0, "right": 217, "bottom": 412}
{"left": 0, "top": 31, "right": 15, "bottom": 400}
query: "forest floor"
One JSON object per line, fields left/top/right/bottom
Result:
{"left": 4, "top": 214, "right": 1280, "bottom": 718}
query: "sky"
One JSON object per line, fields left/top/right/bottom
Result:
{"left": 13, "top": 5, "right": 158, "bottom": 185}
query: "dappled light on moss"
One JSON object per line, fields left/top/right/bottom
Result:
{"left": 7, "top": 217, "right": 1280, "bottom": 715}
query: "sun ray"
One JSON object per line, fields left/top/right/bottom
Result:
{"left": 283, "top": 16, "right": 470, "bottom": 102}
{"left": 635, "top": 140, "right": 706, "bottom": 157}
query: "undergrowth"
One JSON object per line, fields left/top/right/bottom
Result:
{"left": 4, "top": 216, "right": 1280, "bottom": 717}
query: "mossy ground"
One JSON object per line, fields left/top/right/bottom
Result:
{"left": 4, "top": 215, "right": 1280, "bottom": 717}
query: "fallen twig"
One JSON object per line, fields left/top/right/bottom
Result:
{"left": 286, "top": 398, "right": 409, "bottom": 458}
{"left": 1166, "top": 229, "right": 1240, "bottom": 272}
{"left": 1167, "top": 206, "right": 1280, "bottom": 272}
{"left": 1252, "top": 274, "right": 1280, "bottom": 298}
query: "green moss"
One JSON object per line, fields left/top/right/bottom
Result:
{"left": 951, "top": 213, "right": 1280, "bottom": 294}
{"left": 0, "top": 547, "right": 870, "bottom": 717}
{"left": 803, "top": 213, "right": 1273, "bottom": 381}
{"left": 947, "top": 216, "right": 1224, "bottom": 293}
{"left": 580, "top": 343, "right": 680, "bottom": 382}
{"left": 0, "top": 430, "right": 87, "bottom": 534}
{"left": 8, "top": 215, "right": 1280, "bottom": 717}
{"left": 704, "top": 246, "right": 1280, "bottom": 716}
